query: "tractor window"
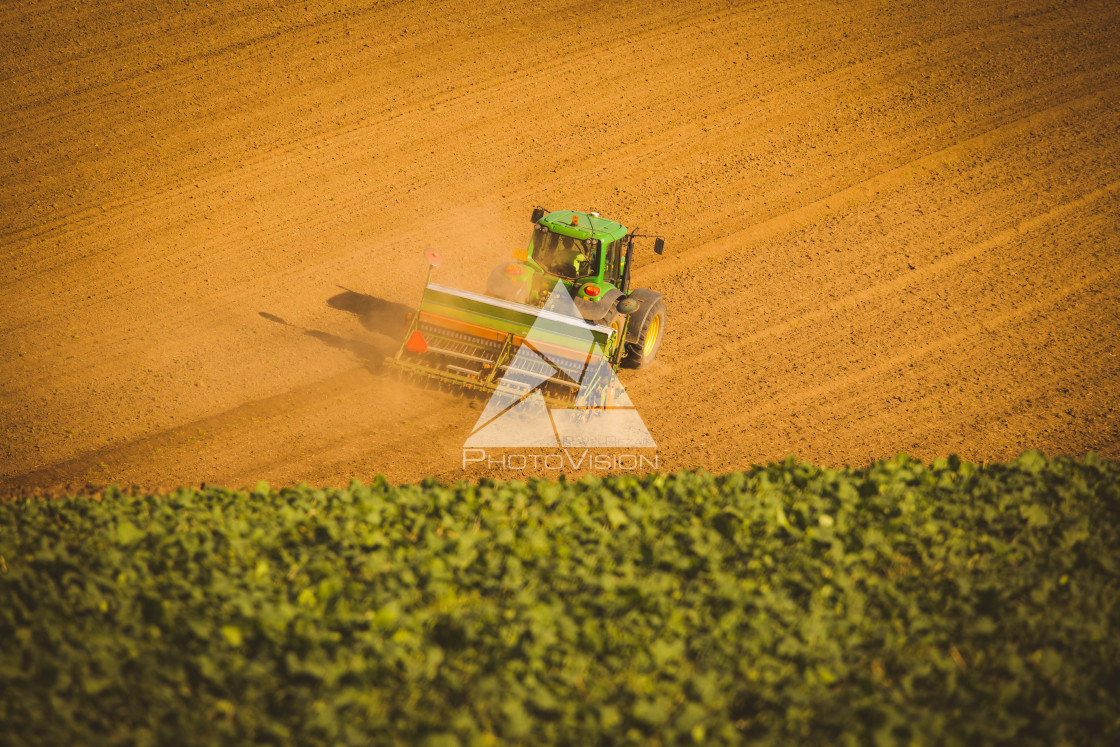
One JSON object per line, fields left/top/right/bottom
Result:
{"left": 604, "top": 239, "right": 623, "bottom": 286}
{"left": 532, "top": 229, "right": 599, "bottom": 280}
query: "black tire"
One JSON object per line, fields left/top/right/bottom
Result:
{"left": 623, "top": 299, "right": 666, "bottom": 368}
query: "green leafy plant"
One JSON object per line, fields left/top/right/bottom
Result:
{"left": 1, "top": 452, "right": 1117, "bottom": 745}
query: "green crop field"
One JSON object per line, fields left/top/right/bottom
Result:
{"left": 1, "top": 453, "right": 1118, "bottom": 745}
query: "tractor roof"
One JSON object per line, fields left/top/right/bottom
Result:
{"left": 539, "top": 210, "right": 628, "bottom": 244}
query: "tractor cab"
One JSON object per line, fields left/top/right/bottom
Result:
{"left": 527, "top": 210, "right": 627, "bottom": 284}
{"left": 486, "top": 208, "right": 661, "bottom": 320}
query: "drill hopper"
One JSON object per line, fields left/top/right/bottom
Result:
{"left": 388, "top": 282, "right": 621, "bottom": 407}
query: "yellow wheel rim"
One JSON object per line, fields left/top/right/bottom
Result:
{"left": 643, "top": 314, "right": 661, "bottom": 356}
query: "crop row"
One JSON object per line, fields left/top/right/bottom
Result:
{"left": 1, "top": 452, "right": 1118, "bottom": 745}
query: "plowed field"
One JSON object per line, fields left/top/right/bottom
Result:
{"left": 2, "top": 0, "right": 1118, "bottom": 492}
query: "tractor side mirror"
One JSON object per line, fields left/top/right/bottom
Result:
{"left": 654, "top": 238, "right": 665, "bottom": 255}
{"left": 531, "top": 207, "right": 546, "bottom": 224}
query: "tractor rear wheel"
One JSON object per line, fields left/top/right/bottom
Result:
{"left": 624, "top": 299, "right": 666, "bottom": 368}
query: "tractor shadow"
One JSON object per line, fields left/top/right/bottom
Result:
{"left": 258, "top": 289, "right": 410, "bottom": 373}
{"left": 326, "top": 288, "right": 411, "bottom": 338}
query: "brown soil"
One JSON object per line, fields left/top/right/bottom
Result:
{"left": 2, "top": 0, "right": 1118, "bottom": 494}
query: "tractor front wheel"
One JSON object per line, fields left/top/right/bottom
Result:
{"left": 601, "top": 309, "right": 626, "bottom": 361}
{"left": 624, "top": 299, "right": 666, "bottom": 368}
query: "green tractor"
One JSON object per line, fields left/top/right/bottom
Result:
{"left": 388, "top": 208, "right": 666, "bottom": 405}
{"left": 485, "top": 207, "right": 666, "bottom": 367}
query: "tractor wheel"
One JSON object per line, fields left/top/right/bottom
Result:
{"left": 601, "top": 308, "right": 626, "bottom": 358}
{"left": 624, "top": 299, "right": 666, "bottom": 368}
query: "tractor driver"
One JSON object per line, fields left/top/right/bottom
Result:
{"left": 564, "top": 239, "right": 598, "bottom": 279}
{"left": 569, "top": 251, "right": 588, "bottom": 275}
{"left": 538, "top": 230, "right": 597, "bottom": 279}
